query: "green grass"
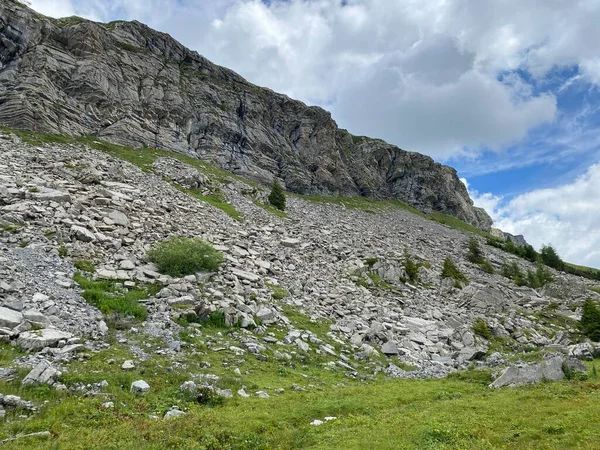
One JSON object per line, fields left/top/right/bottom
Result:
{"left": 73, "top": 259, "right": 96, "bottom": 273}
{"left": 281, "top": 306, "right": 333, "bottom": 337}
{"left": 0, "top": 335, "right": 598, "bottom": 450}
{"left": 1, "top": 224, "right": 21, "bottom": 233}
{"left": 364, "top": 273, "right": 396, "bottom": 290}
{"left": 265, "top": 282, "right": 289, "bottom": 300}
{"left": 73, "top": 273, "right": 156, "bottom": 324}
{"left": 428, "top": 212, "right": 490, "bottom": 237}
{"left": 442, "top": 257, "right": 468, "bottom": 288}
{"left": 185, "top": 189, "right": 243, "bottom": 222}
{"left": 147, "top": 236, "right": 224, "bottom": 277}
{"left": 589, "top": 286, "right": 600, "bottom": 294}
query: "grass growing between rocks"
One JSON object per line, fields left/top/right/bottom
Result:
{"left": 184, "top": 189, "right": 243, "bottom": 222}
{"left": 0, "top": 335, "right": 598, "bottom": 450}
{"left": 265, "top": 282, "right": 290, "bottom": 300}
{"left": 72, "top": 273, "right": 158, "bottom": 324}
{"left": 0, "top": 127, "right": 245, "bottom": 221}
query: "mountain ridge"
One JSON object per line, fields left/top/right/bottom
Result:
{"left": 0, "top": 0, "right": 492, "bottom": 230}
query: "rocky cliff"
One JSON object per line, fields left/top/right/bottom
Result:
{"left": 0, "top": 0, "right": 492, "bottom": 230}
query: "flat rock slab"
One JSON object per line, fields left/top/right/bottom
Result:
{"left": 490, "top": 356, "right": 564, "bottom": 388}
{"left": 231, "top": 269, "right": 260, "bottom": 282}
{"left": 17, "top": 329, "right": 74, "bottom": 351}
{"left": 22, "top": 361, "right": 60, "bottom": 385}
{"left": 0, "top": 306, "right": 23, "bottom": 329}
{"left": 31, "top": 188, "right": 72, "bottom": 203}
{"left": 281, "top": 238, "right": 301, "bottom": 247}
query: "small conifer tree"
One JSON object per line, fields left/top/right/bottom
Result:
{"left": 268, "top": 179, "right": 286, "bottom": 211}
{"left": 581, "top": 298, "right": 600, "bottom": 341}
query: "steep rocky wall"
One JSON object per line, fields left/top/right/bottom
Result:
{"left": 0, "top": 0, "right": 492, "bottom": 230}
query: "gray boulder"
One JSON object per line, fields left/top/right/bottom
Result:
{"left": 0, "top": 306, "right": 22, "bottom": 329}
{"left": 22, "top": 361, "right": 60, "bottom": 386}
{"left": 131, "top": 380, "right": 150, "bottom": 395}
{"left": 17, "top": 329, "right": 74, "bottom": 351}
{"left": 490, "top": 356, "right": 565, "bottom": 388}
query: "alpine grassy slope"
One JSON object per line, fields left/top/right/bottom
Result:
{"left": 0, "top": 129, "right": 599, "bottom": 449}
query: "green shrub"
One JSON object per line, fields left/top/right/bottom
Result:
{"left": 364, "top": 257, "right": 378, "bottom": 268}
{"left": 472, "top": 318, "right": 492, "bottom": 340}
{"left": 502, "top": 260, "right": 553, "bottom": 289}
{"left": 147, "top": 237, "right": 223, "bottom": 277}
{"left": 466, "top": 237, "right": 484, "bottom": 264}
{"left": 441, "top": 257, "right": 468, "bottom": 287}
{"left": 580, "top": 298, "right": 600, "bottom": 341}
{"left": 541, "top": 244, "right": 565, "bottom": 271}
{"left": 404, "top": 249, "right": 420, "bottom": 283}
{"left": 268, "top": 179, "right": 286, "bottom": 211}
{"left": 478, "top": 260, "right": 495, "bottom": 274}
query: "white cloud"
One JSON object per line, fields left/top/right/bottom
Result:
{"left": 26, "top": 0, "right": 76, "bottom": 17}
{"left": 468, "top": 164, "right": 600, "bottom": 268}
{"left": 23, "top": 0, "right": 600, "bottom": 159}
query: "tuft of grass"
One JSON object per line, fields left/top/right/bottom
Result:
{"left": 147, "top": 236, "right": 224, "bottom": 277}
{"left": 396, "top": 362, "right": 419, "bottom": 372}
{"left": 403, "top": 249, "right": 421, "bottom": 284}
{"left": 186, "top": 190, "right": 242, "bottom": 222}
{"left": 73, "top": 259, "right": 96, "bottom": 273}
{"left": 1, "top": 224, "right": 21, "bottom": 233}
{"left": 73, "top": 273, "right": 151, "bottom": 323}
{"left": 265, "top": 281, "right": 289, "bottom": 300}
{"left": 478, "top": 259, "right": 495, "bottom": 274}
{"left": 281, "top": 306, "right": 333, "bottom": 337}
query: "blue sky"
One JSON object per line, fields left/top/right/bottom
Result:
{"left": 26, "top": 0, "right": 600, "bottom": 267}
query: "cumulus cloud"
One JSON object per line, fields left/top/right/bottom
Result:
{"left": 468, "top": 165, "right": 600, "bottom": 268}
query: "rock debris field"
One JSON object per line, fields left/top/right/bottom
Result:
{"left": 0, "top": 130, "right": 598, "bottom": 416}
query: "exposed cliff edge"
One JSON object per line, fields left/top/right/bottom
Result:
{"left": 0, "top": 0, "right": 492, "bottom": 230}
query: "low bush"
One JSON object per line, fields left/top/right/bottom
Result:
{"left": 441, "top": 257, "right": 468, "bottom": 287}
{"left": 147, "top": 236, "right": 223, "bottom": 277}
{"left": 268, "top": 179, "right": 286, "bottom": 211}
{"left": 466, "top": 237, "right": 484, "bottom": 264}
{"left": 580, "top": 298, "right": 600, "bottom": 341}
{"left": 403, "top": 249, "right": 421, "bottom": 283}
{"left": 478, "top": 260, "right": 495, "bottom": 274}
{"left": 472, "top": 318, "right": 492, "bottom": 340}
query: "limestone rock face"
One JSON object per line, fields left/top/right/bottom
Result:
{"left": 0, "top": 0, "right": 491, "bottom": 230}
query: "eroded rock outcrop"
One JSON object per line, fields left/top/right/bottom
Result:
{"left": 0, "top": 0, "right": 491, "bottom": 230}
